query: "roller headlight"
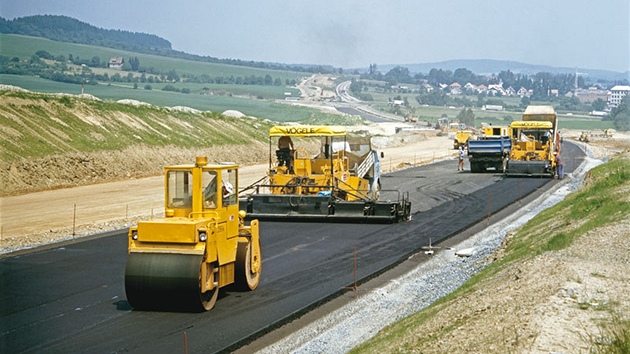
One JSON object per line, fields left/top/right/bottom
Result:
{"left": 199, "top": 231, "right": 207, "bottom": 242}
{"left": 131, "top": 230, "right": 138, "bottom": 240}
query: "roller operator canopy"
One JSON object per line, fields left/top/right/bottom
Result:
{"left": 269, "top": 125, "right": 347, "bottom": 137}
{"left": 510, "top": 121, "right": 553, "bottom": 129}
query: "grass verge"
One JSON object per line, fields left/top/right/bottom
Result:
{"left": 350, "top": 152, "right": 630, "bottom": 353}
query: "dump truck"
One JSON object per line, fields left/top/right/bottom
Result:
{"left": 242, "top": 125, "right": 411, "bottom": 223}
{"left": 467, "top": 125, "right": 511, "bottom": 173}
{"left": 453, "top": 130, "right": 474, "bottom": 149}
{"left": 467, "top": 136, "right": 511, "bottom": 173}
{"left": 505, "top": 105, "right": 559, "bottom": 177}
{"left": 125, "top": 157, "right": 261, "bottom": 311}
{"left": 404, "top": 114, "right": 418, "bottom": 123}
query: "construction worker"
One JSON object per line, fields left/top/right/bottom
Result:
{"left": 542, "top": 130, "right": 551, "bottom": 144}
{"left": 221, "top": 180, "right": 234, "bottom": 205}
{"left": 555, "top": 152, "right": 564, "bottom": 179}
{"left": 277, "top": 135, "right": 294, "bottom": 169}
{"left": 458, "top": 145, "right": 465, "bottom": 171}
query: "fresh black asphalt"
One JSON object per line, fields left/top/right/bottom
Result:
{"left": 0, "top": 142, "right": 584, "bottom": 354}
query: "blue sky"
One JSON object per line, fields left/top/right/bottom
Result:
{"left": 2, "top": 0, "right": 629, "bottom": 73}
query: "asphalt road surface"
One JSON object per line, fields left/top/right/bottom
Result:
{"left": 0, "top": 142, "right": 584, "bottom": 354}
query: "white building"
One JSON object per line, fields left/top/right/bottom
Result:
{"left": 608, "top": 85, "right": 630, "bottom": 106}
{"left": 108, "top": 57, "right": 124, "bottom": 70}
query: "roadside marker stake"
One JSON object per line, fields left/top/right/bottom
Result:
{"left": 519, "top": 178, "right": 523, "bottom": 205}
{"left": 343, "top": 248, "right": 358, "bottom": 298}
{"left": 183, "top": 331, "right": 188, "bottom": 354}
{"left": 72, "top": 203, "right": 77, "bottom": 238}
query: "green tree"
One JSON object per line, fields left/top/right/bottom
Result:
{"left": 591, "top": 98, "right": 606, "bottom": 111}
{"left": 456, "top": 108, "right": 475, "bottom": 128}
{"left": 368, "top": 63, "right": 377, "bottom": 75}
{"left": 128, "top": 57, "right": 140, "bottom": 71}
{"left": 166, "top": 69, "right": 179, "bottom": 82}
{"left": 264, "top": 74, "right": 273, "bottom": 85}
{"left": 427, "top": 68, "right": 453, "bottom": 85}
{"left": 35, "top": 50, "right": 54, "bottom": 60}
{"left": 520, "top": 96, "right": 531, "bottom": 108}
{"left": 349, "top": 79, "right": 363, "bottom": 96}
{"left": 453, "top": 68, "right": 477, "bottom": 85}
{"left": 162, "top": 84, "right": 180, "bottom": 92}
{"left": 384, "top": 66, "right": 411, "bottom": 85}
{"left": 416, "top": 90, "right": 452, "bottom": 106}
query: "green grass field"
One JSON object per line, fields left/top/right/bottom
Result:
{"left": 0, "top": 34, "right": 306, "bottom": 81}
{"left": 0, "top": 34, "right": 346, "bottom": 122}
{"left": 0, "top": 74, "right": 343, "bottom": 122}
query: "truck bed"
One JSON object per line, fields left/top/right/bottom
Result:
{"left": 467, "top": 136, "right": 511, "bottom": 173}
{"left": 467, "top": 136, "right": 511, "bottom": 154}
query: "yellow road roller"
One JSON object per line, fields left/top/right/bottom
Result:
{"left": 125, "top": 157, "right": 261, "bottom": 311}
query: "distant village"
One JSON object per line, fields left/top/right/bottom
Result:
{"left": 390, "top": 81, "right": 629, "bottom": 116}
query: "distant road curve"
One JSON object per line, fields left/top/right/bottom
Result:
{"left": 336, "top": 80, "right": 361, "bottom": 103}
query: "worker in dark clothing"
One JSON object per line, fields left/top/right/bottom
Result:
{"left": 555, "top": 152, "right": 564, "bottom": 179}
{"left": 277, "top": 135, "right": 294, "bottom": 170}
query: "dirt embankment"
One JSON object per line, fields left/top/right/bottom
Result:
{"left": 1, "top": 143, "right": 268, "bottom": 197}
{"left": 0, "top": 88, "right": 274, "bottom": 197}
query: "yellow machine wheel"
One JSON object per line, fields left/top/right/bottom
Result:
{"left": 234, "top": 238, "right": 261, "bottom": 291}
{"left": 199, "top": 262, "right": 219, "bottom": 311}
{"left": 125, "top": 253, "right": 218, "bottom": 312}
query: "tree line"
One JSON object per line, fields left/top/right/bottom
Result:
{"left": 0, "top": 50, "right": 297, "bottom": 87}
{"left": 0, "top": 15, "right": 171, "bottom": 51}
{"left": 360, "top": 64, "right": 601, "bottom": 100}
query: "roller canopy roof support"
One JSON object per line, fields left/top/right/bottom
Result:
{"left": 510, "top": 121, "right": 553, "bottom": 129}
{"left": 269, "top": 125, "right": 347, "bottom": 137}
